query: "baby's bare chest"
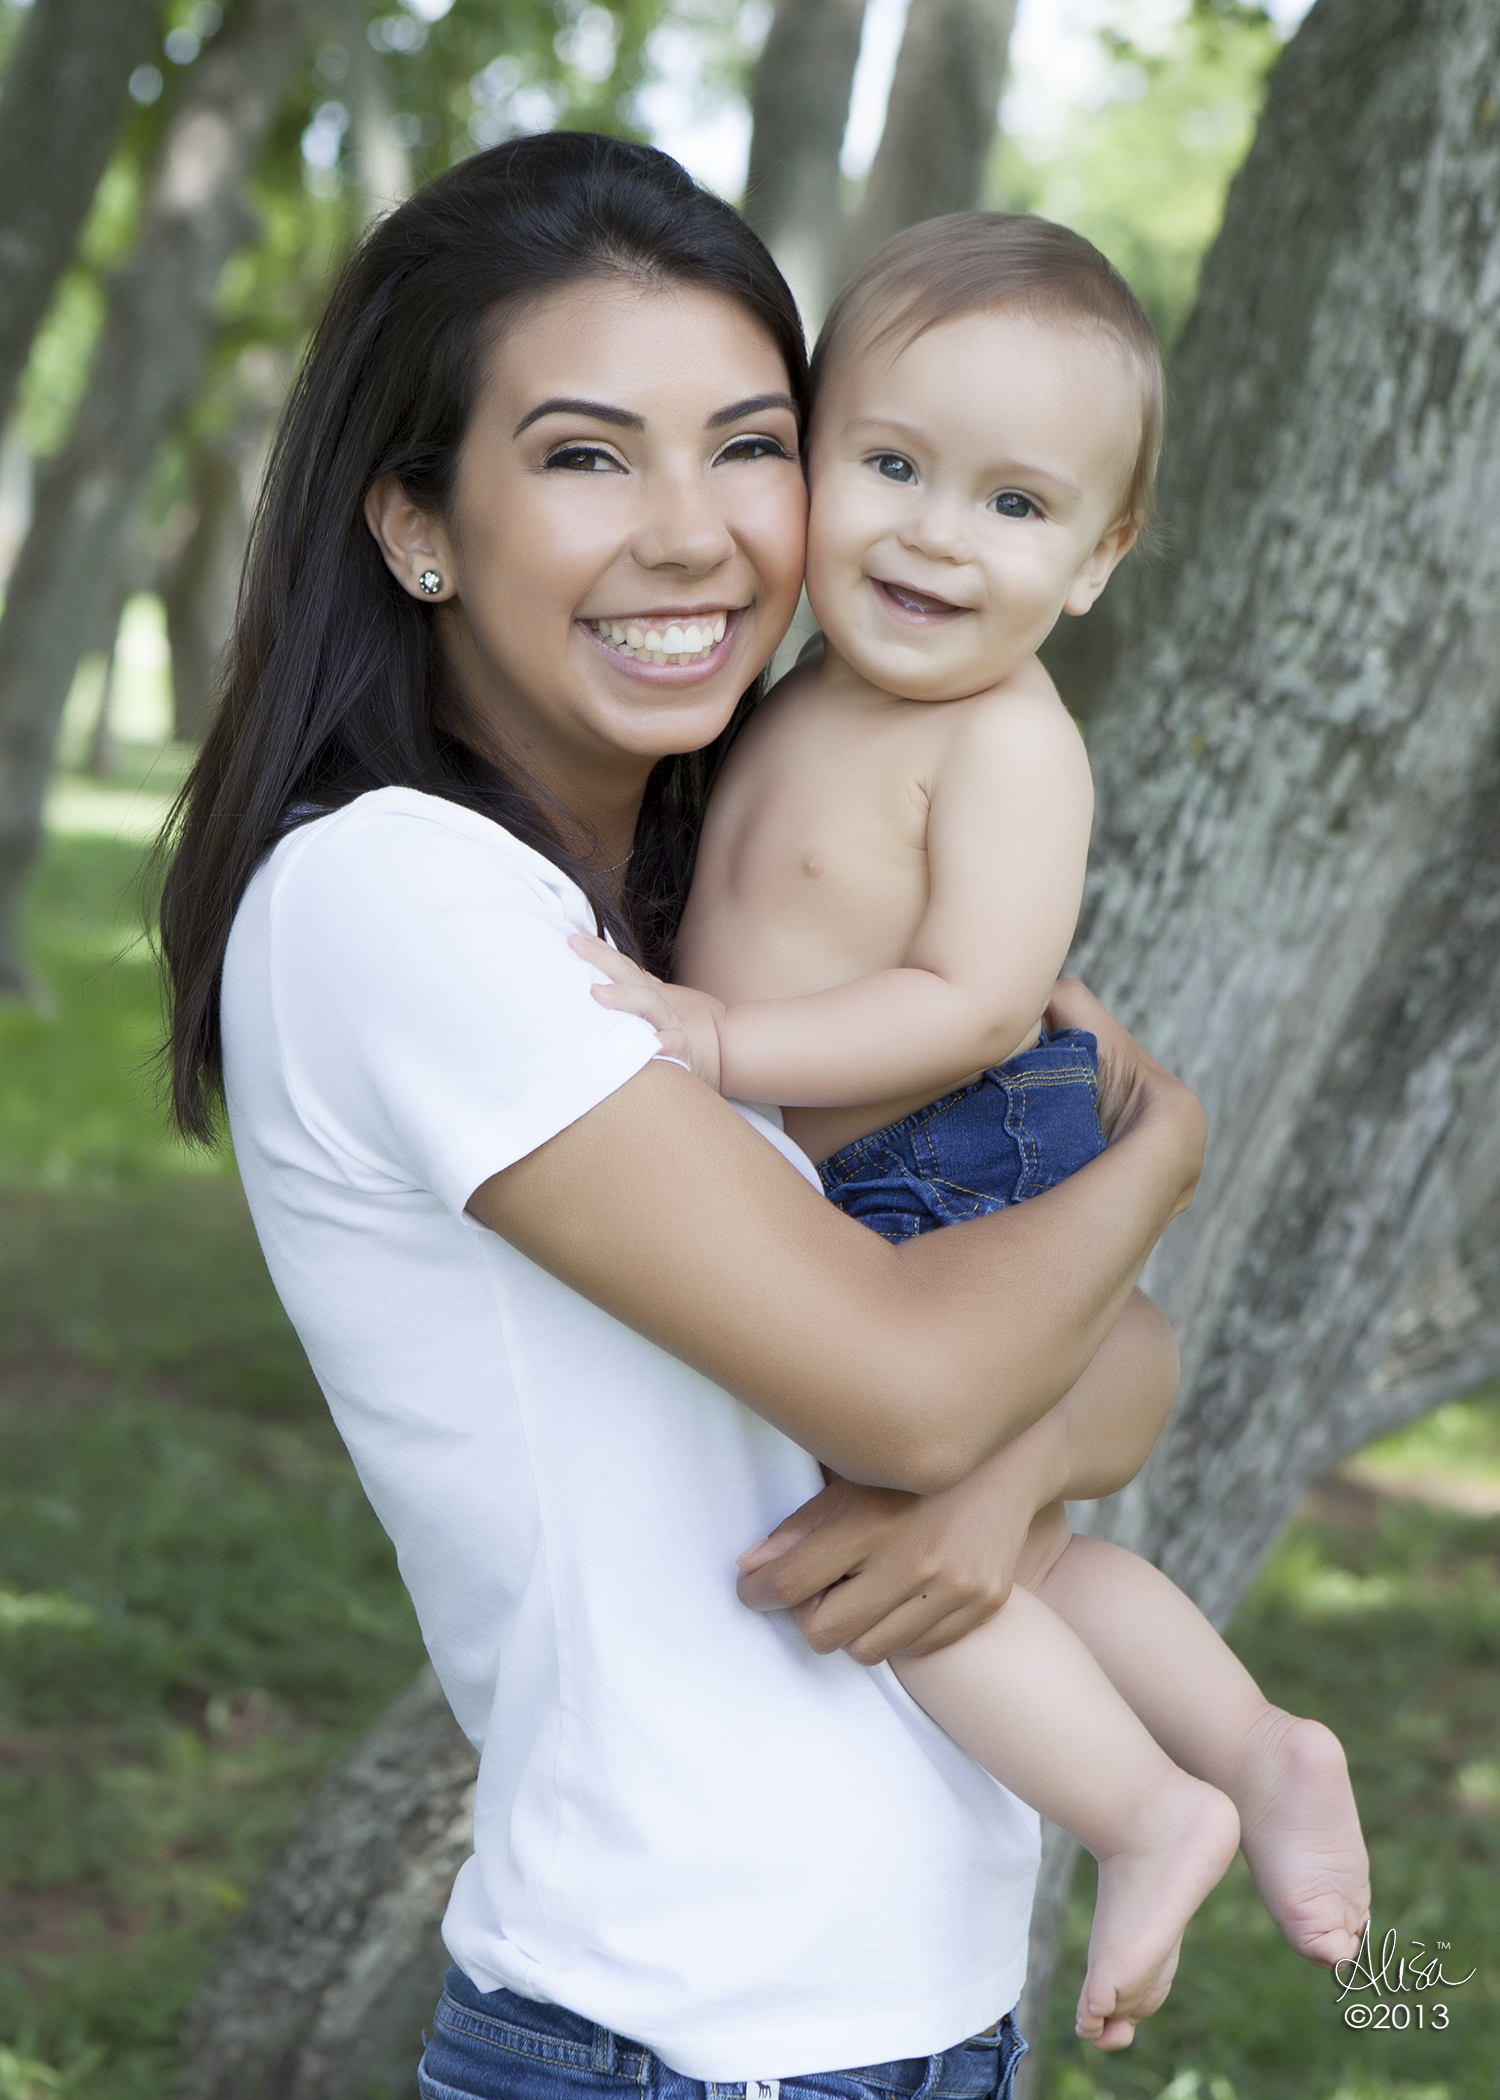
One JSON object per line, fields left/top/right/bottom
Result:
{"left": 676, "top": 704, "right": 942, "bottom": 997}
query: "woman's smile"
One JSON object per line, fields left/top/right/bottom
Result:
{"left": 584, "top": 604, "right": 737, "bottom": 672}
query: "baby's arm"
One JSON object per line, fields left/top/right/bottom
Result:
{"left": 715, "top": 679, "right": 1094, "bottom": 1104}
{"left": 576, "top": 676, "right": 1093, "bottom": 1101}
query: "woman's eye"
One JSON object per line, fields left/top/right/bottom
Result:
{"left": 544, "top": 445, "right": 624, "bottom": 473}
{"left": 718, "top": 434, "right": 792, "bottom": 464}
{"left": 989, "top": 490, "right": 1037, "bottom": 519}
{"left": 872, "top": 453, "right": 916, "bottom": 483}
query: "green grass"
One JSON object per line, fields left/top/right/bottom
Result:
{"left": 0, "top": 811, "right": 425, "bottom": 2097}
{"left": 3, "top": 795, "right": 1499, "bottom": 2099}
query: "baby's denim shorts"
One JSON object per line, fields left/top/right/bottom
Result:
{"left": 420, "top": 1968, "right": 1026, "bottom": 2100}
{"left": 819, "top": 1028, "right": 1106, "bottom": 1242}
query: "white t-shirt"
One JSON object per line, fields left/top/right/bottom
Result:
{"left": 221, "top": 786, "right": 1039, "bottom": 2080}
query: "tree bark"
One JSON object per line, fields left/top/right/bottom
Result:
{"left": 176, "top": 1667, "right": 479, "bottom": 2100}
{"left": 0, "top": 0, "right": 165, "bottom": 437}
{"left": 341, "top": 0, "right": 411, "bottom": 225}
{"left": 844, "top": 0, "right": 1016, "bottom": 275}
{"left": 0, "top": 0, "right": 312, "bottom": 997}
{"left": 742, "top": 0, "right": 869, "bottom": 331}
{"left": 162, "top": 432, "right": 248, "bottom": 745}
{"left": 1018, "top": 0, "right": 1500, "bottom": 2076}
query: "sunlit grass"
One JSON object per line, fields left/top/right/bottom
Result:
{"left": 0, "top": 816, "right": 425, "bottom": 2096}
{"left": 0, "top": 773, "right": 199, "bottom": 1192}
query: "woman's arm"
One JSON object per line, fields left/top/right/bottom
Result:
{"left": 467, "top": 982, "right": 1203, "bottom": 1494}
{"left": 732, "top": 1287, "right": 1179, "bottom": 1663}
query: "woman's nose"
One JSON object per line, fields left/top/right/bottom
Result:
{"left": 634, "top": 466, "right": 737, "bottom": 573}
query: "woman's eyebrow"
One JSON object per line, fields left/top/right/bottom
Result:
{"left": 512, "top": 397, "right": 645, "bottom": 437}
{"left": 706, "top": 392, "right": 798, "bottom": 428}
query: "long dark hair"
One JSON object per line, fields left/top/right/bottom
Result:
{"left": 157, "top": 132, "right": 808, "bottom": 1143}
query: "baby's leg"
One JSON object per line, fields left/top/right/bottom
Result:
{"left": 893, "top": 1592, "right": 1239, "bottom": 2051}
{"left": 1033, "top": 1533, "right": 1369, "bottom": 1968}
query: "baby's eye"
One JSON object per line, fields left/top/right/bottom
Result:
{"left": 989, "top": 490, "right": 1037, "bottom": 520}
{"left": 871, "top": 453, "right": 916, "bottom": 483}
{"left": 717, "top": 434, "right": 793, "bottom": 464}
{"left": 544, "top": 444, "right": 625, "bottom": 473}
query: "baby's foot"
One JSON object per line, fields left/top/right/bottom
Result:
{"left": 1075, "top": 1772, "right": 1240, "bottom": 2051}
{"left": 1233, "top": 1707, "right": 1369, "bottom": 1969}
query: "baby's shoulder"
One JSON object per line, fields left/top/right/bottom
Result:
{"left": 938, "top": 658, "right": 1090, "bottom": 779}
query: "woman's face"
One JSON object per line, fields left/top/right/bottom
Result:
{"left": 373, "top": 277, "right": 807, "bottom": 834}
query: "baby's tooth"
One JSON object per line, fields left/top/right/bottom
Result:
{"left": 626, "top": 623, "right": 645, "bottom": 650}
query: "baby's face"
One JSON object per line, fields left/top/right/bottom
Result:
{"left": 805, "top": 307, "right": 1140, "bottom": 702}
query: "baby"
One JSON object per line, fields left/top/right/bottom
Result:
{"left": 579, "top": 213, "right": 1369, "bottom": 2049}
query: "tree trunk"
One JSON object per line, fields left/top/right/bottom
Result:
{"left": 82, "top": 582, "right": 131, "bottom": 778}
{"left": 162, "top": 432, "right": 248, "bottom": 745}
{"left": 0, "top": 0, "right": 165, "bottom": 436}
{"left": 175, "top": 1667, "right": 479, "bottom": 2100}
{"left": 0, "top": 0, "right": 311, "bottom": 998}
{"left": 1019, "top": 0, "right": 1500, "bottom": 2077}
{"left": 844, "top": 0, "right": 1016, "bottom": 275}
{"left": 742, "top": 0, "right": 869, "bottom": 331}
{"left": 341, "top": 0, "right": 411, "bottom": 226}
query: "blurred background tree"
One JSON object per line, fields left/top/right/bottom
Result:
{"left": 6, "top": 4, "right": 1500, "bottom": 2099}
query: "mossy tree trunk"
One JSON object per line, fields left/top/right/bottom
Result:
{"left": 1020, "top": 0, "right": 1500, "bottom": 2077}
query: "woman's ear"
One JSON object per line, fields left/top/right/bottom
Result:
{"left": 364, "top": 475, "right": 456, "bottom": 602}
{"left": 1062, "top": 520, "right": 1138, "bottom": 618}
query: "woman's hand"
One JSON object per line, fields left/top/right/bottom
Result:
{"left": 570, "top": 933, "right": 727, "bottom": 1091}
{"left": 1046, "top": 977, "right": 1206, "bottom": 1214}
{"left": 735, "top": 1422, "right": 1067, "bottom": 1665}
{"left": 732, "top": 1286, "right": 1180, "bottom": 1662}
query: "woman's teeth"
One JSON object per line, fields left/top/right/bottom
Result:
{"left": 589, "top": 613, "right": 728, "bottom": 665}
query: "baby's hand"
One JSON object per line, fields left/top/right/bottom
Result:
{"left": 569, "top": 933, "right": 726, "bottom": 1092}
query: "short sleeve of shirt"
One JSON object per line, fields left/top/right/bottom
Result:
{"left": 254, "top": 788, "right": 662, "bottom": 1214}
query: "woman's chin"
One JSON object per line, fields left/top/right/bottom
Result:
{"left": 577, "top": 632, "right": 775, "bottom": 751}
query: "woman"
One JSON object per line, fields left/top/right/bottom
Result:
{"left": 159, "top": 134, "right": 1204, "bottom": 2100}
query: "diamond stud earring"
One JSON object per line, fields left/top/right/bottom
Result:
{"left": 417, "top": 569, "right": 443, "bottom": 596}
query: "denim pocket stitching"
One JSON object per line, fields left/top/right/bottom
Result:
{"left": 434, "top": 1994, "right": 621, "bottom": 2071}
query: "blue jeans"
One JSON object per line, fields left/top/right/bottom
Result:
{"left": 419, "top": 1969, "right": 1026, "bottom": 2100}
{"left": 819, "top": 1029, "right": 1106, "bottom": 1242}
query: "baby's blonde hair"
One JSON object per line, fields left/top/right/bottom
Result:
{"left": 811, "top": 212, "right": 1164, "bottom": 537}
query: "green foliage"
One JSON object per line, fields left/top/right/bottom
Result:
{"left": 993, "top": 1, "right": 1285, "bottom": 346}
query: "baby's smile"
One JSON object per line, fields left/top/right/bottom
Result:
{"left": 873, "top": 579, "right": 971, "bottom": 621}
